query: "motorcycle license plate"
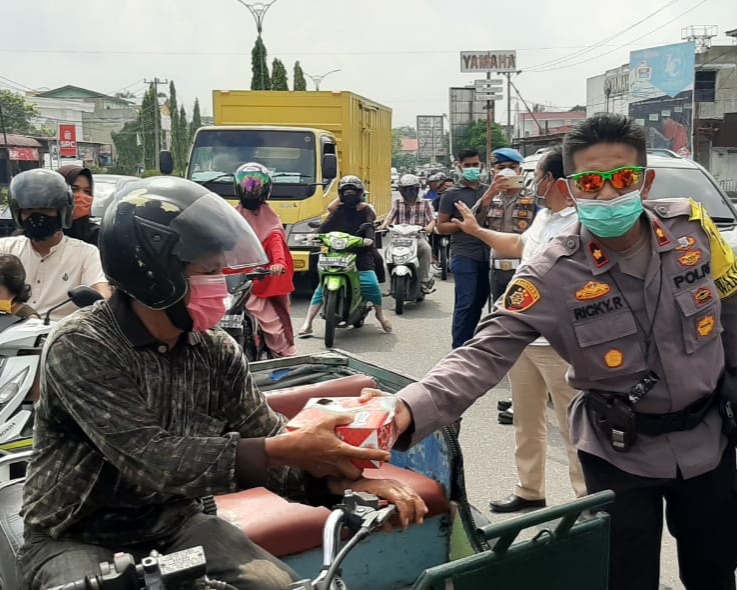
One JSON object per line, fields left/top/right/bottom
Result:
{"left": 220, "top": 313, "right": 243, "bottom": 329}
{"left": 319, "top": 257, "right": 347, "bottom": 266}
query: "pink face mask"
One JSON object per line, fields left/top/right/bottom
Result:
{"left": 186, "top": 274, "right": 229, "bottom": 332}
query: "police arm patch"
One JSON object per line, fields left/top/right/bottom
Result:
{"left": 503, "top": 279, "right": 541, "bottom": 312}
{"left": 690, "top": 199, "right": 737, "bottom": 299}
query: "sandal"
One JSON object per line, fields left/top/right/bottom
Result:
{"left": 297, "top": 327, "right": 313, "bottom": 338}
{"left": 378, "top": 317, "right": 393, "bottom": 333}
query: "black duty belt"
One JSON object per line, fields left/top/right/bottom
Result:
{"left": 586, "top": 391, "right": 716, "bottom": 438}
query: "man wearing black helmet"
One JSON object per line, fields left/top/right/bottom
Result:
{"left": 0, "top": 169, "right": 111, "bottom": 320}
{"left": 18, "top": 177, "right": 425, "bottom": 590}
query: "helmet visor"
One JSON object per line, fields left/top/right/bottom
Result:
{"left": 170, "top": 193, "right": 268, "bottom": 273}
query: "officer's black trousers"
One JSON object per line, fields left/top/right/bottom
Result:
{"left": 579, "top": 445, "right": 737, "bottom": 590}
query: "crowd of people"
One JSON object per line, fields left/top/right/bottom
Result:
{"left": 3, "top": 112, "right": 736, "bottom": 590}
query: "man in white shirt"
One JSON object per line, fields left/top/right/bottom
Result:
{"left": 1, "top": 169, "right": 111, "bottom": 321}
{"left": 453, "top": 146, "right": 587, "bottom": 512}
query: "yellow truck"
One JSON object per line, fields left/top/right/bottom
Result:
{"left": 185, "top": 90, "right": 392, "bottom": 274}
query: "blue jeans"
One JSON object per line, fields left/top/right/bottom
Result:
{"left": 450, "top": 255, "right": 490, "bottom": 349}
{"left": 310, "top": 271, "right": 383, "bottom": 307}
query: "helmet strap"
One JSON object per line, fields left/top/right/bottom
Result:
{"left": 166, "top": 299, "right": 194, "bottom": 332}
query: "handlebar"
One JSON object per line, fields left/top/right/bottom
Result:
{"left": 44, "top": 547, "right": 233, "bottom": 590}
{"left": 244, "top": 268, "right": 272, "bottom": 280}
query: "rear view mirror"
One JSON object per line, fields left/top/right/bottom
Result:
{"left": 159, "top": 151, "right": 174, "bottom": 175}
{"left": 69, "top": 286, "right": 104, "bottom": 308}
{"left": 322, "top": 154, "right": 337, "bottom": 181}
{"left": 307, "top": 220, "right": 322, "bottom": 229}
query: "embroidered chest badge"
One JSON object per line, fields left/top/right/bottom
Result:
{"left": 678, "top": 250, "right": 702, "bottom": 268}
{"left": 604, "top": 349, "right": 624, "bottom": 368}
{"left": 676, "top": 236, "right": 696, "bottom": 251}
{"left": 697, "top": 315, "right": 715, "bottom": 337}
{"left": 575, "top": 281, "right": 611, "bottom": 301}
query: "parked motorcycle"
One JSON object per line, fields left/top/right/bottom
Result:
{"left": 310, "top": 231, "right": 372, "bottom": 348}
{"left": 219, "top": 268, "right": 272, "bottom": 362}
{"left": 384, "top": 224, "right": 432, "bottom": 315}
{"left": 0, "top": 287, "right": 103, "bottom": 457}
{"left": 431, "top": 228, "right": 450, "bottom": 281}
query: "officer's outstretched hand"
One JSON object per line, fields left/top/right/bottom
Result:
{"left": 452, "top": 201, "right": 483, "bottom": 237}
{"left": 265, "top": 413, "right": 391, "bottom": 480}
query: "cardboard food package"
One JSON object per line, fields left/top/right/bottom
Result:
{"left": 285, "top": 396, "right": 398, "bottom": 469}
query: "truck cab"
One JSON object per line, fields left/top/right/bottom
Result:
{"left": 186, "top": 125, "right": 338, "bottom": 273}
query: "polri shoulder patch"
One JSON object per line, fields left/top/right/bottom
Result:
{"left": 504, "top": 279, "right": 541, "bottom": 312}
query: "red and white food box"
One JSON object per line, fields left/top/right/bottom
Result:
{"left": 285, "top": 396, "right": 398, "bottom": 469}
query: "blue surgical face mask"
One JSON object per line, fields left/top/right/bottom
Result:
{"left": 462, "top": 167, "right": 481, "bottom": 183}
{"left": 574, "top": 190, "right": 644, "bottom": 238}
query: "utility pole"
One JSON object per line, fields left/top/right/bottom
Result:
{"left": 0, "top": 104, "right": 11, "bottom": 184}
{"left": 144, "top": 77, "right": 168, "bottom": 170}
{"left": 504, "top": 71, "right": 521, "bottom": 143}
{"left": 486, "top": 71, "right": 493, "bottom": 167}
{"left": 305, "top": 69, "right": 341, "bottom": 91}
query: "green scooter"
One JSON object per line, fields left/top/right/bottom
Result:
{"left": 313, "top": 230, "right": 372, "bottom": 348}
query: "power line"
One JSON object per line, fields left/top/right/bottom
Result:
{"left": 529, "top": 0, "right": 709, "bottom": 73}
{"left": 525, "top": 0, "right": 682, "bottom": 72}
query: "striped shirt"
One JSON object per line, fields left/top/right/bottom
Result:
{"left": 21, "top": 292, "right": 311, "bottom": 546}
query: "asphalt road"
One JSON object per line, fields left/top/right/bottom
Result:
{"left": 289, "top": 265, "right": 682, "bottom": 589}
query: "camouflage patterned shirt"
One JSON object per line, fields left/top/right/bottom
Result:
{"left": 21, "top": 292, "right": 309, "bottom": 546}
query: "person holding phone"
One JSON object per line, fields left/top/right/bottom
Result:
{"left": 477, "top": 147, "right": 536, "bottom": 304}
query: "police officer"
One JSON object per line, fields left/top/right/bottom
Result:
{"left": 478, "top": 147, "right": 536, "bottom": 302}
{"left": 374, "top": 113, "right": 737, "bottom": 590}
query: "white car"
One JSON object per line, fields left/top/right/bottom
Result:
{"left": 91, "top": 174, "right": 139, "bottom": 220}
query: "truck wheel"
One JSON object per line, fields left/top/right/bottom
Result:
{"left": 394, "top": 276, "right": 407, "bottom": 315}
{"left": 324, "top": 291, "right": 338, "bottom": 348}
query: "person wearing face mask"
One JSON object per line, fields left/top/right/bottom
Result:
{"left": 56, "top": 164, "right": 100, "bottom": 245}
{"left": 18, "top": 176, "right": 427, "bottom": 590}
{"left": 234, "top": 163, "right": 296, "bottom": 357}
{"left": 451, "top": 147, "right": 587, "bottom": 512}
{"left": 362, "top": 113, "right": 737, "bottom": 590}
{"left": 436, "top": 148, "right": 491, "bottom": 348}
{"left": 0, "top": 254, "right": 39, "bottom": 321}
{"left": 298, "top": 175, "right": 392, "bottom": 336}
{"left": 0, "top": 169, "right": 111, "bottom": 321}
{"left": 379, "top": 174, "right": 435, "bottom": 294}
{"left": 476, "top": 147, "right": 536, "bottom": 305}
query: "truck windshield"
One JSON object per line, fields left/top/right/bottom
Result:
{"left": 189, "top": 129, "right": 317, "bottom": 200}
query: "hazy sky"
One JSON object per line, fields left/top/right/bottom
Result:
{"left": 1, "top": 0, "right": 734, "bottom": 126}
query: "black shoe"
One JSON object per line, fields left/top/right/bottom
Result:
{"left": 490, "top": 494, "right": 546, "bottom": 514}
{"left": 497, "top": 399, "right": 512, "bottom": 412}
{"left": 497, "top": 409, "right": 513, "bottom": 425}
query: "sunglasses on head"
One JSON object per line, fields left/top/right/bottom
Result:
{"left": 567, "top": 166, "right": 645, "bottom": 193}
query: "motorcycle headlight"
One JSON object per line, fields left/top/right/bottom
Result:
{"left": 394, "top": 254, "right": 411, "bottom": 264}
{"left": 0, "top": 366, "right": 29, "bottom": 406}
{"left": 329, "top": 237, "right": 349, "bottom": 250}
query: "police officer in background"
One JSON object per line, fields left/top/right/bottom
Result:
{"left": 371, "top": 113, "right": 737, "bottom": 590}
{"left": 477, "top": 147, "right": 537, "bottom": 302}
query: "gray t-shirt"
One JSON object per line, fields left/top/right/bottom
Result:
{"left": 438, "top": 183, "right": 490, "bottom": 262}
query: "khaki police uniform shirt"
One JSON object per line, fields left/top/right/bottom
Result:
{"left": 483, "top": 192, "right": 536, "bottom": 261}
{"left": 0, "top": 235, "right": 107, "bottom": 321}
{"left": 398, "top": 199, "right": 737, "bottom": 479}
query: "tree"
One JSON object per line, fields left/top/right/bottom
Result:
{"left": 177, "top": 105, "right": 190, "bottom": 174}
{"left": 169, "top": 81, "right": 181, "bottom": 168}
{"left": 190, "top": 98, "right": 202, "bottom": 138}
{"left": 0, "top": 91, "right": 38, "bottom": 135}
{"left": 138, "top": 83, "right": 162, "bottom": 170}
{"left": 111, "top": 120, "right": 142, "bottom": 175}
{"left": 293, "top": 61, "right": 307, "bottom": 91}
{"left": 454, "top": 120, "right": 509, "bottom": 162}
{"left": 391, "top": 128, "right": 418, "bottom": 172}
{"left": 271, "top": 58, "right": 289, "bottom": 91}
{"left": 251, "top": 37, "right": 271, "bottom": 90}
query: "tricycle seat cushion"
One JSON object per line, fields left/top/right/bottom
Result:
{"left": 265, "top": 374, "right": 378, "bottom": 420}
{"left": 214, "top": 463, "right": 449, "bottom": 558}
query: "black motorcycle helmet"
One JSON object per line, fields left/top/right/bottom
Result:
{"left": 233, "top": 162, "right": 272, "bottom": 210}
{"left": 338, "top": 175, "right": 366, "bottom": 208}
{"left": 100, "top": 177, "right": 267, "bottom": 325}
{"left": 8, "top": 169, "right": 74, "bottom": 229}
